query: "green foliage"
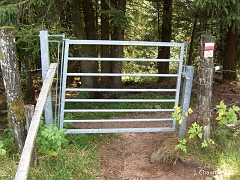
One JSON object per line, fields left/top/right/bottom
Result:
{"left": 1, "top": 131, "right": 107, "bottom": 179}
{"left": 0, "top": 2, "right": 18, "bottom": 26}
{"left": 216, "top": 100, "right": 240, "bottom": 125}
{"left": 172, "top": 106, "right": 193, "bottom": 124}
{"left": 172, "top": 106, "right": 183, "bottom": 124}
{"left": 75, "top": 91, "right": 89, "bottom": 99}
{"left": 0, "top": 127, "right": 16, "bottom": 154}
{"left": 0, "top": 141, "right": 6, "bottom": 156}
{"left": 103, "top": 10, "right": 129, "bottom": 30}
{"left": 173, "top": 101, "right": 240, "bottom": 155}
{"left": 188, "top": 122, "right": 203, "bottom": 139}
{"left": 175, "top": 138, "right": 187, "bottom": 153}
{"left": 186, "top": 126, "right": 240, "bottom": 179}
{"left": 172, "top": 106, "right": 214, "bottom": 152}
{"left": 201, "top": 138, "right": 214, "bottom": 148}
{"left": 195, "top": 0, "right": 240, "bottom": 29}
{"left": 36, "top": 122, "right": 68, "bottom": 156}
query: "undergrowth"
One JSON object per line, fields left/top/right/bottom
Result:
{"left": 173, "top": 101, "right": 240, "bottom": 179}
{"left": 0, "top": 126, "right": 111, "bottom": 179}
{"left": 184, "top": 126, "right": 240, "bottom": 179}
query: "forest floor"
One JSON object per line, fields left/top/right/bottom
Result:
{"left": 0, "top": 75, "right": 240, "bottom": 180}
{"left": 94, "top": 79, "right": 240, "bottom": 180}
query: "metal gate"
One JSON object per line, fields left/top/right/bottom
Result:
{"left": 58, "top": 39, "right": 187, "bottom": 134}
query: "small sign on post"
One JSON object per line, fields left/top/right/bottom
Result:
{"left": 204, "top": 42, "right": 214, "bottom": 58}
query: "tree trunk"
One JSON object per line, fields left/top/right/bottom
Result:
{"left": 110, "top": 0, "right": 126, "bottom": 89}
{"left": 223, "top": 23, "right": 237, "bottom": 81}
{"left": 197, "top": 35, "right": 215, "bottom": 140}
{"left": 73, "top": 0, "right": 85, "bottom": 40}
{"left": 70, "top": 0, "right": 85, "bottom": 85}
{"left": 101, "top": 0, "right": 111, "bottom": 88}
{"left": 82, "top": 0, "right": 98, "bottom": 98}
{"left": 0, "top": 27, "right": 26, "bottom": 150}
{"left": 157, "top": 0, "right": 172, "bottom": 82}
{"left": 188, "top": 13, "right": 198, "bottom": 66}
{"left": 24, "top": 58, "right": 35, "bottom": 103}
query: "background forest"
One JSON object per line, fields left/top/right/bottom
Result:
{"left": 0, "top": 0, "right": 240, "bottom": 99}
{"left": 1, "top": 0, "right": 240, "bottom": 179}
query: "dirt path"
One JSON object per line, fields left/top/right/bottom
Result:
{"left": 95, "top": 80, "right": 240, "bottom": 180}
{"left": 96, "top": 132, "right": 210, "bottom": 180}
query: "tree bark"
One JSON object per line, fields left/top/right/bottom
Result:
{"left": 82, "top": 0, "right": 98, "bottom": 98}
{"left": 71, "top": 0, "right": 85, "bottom": 85}
{"left": 24, "top": 58, "right": 35, "bottom": 102}
{"left": 101, "top": 0, "right": 111, "bottom": 88}
{"left": 157, "top": 0, "right": 172, "bottom": 82}
{"left": 73, "top": 0, "right": 85, "bottom": 40}
{"left": 0, "top": 27, "right": 26, "bottom": 150}
{"left": 188, "top": 13, "right": 198, "bottom": 66}
{"left": 223, "top": 23, "right": 237, "bottom": 81}
{"left": 110, "top": 0, "right": 126, "bottom": 89}
{"left": 197, "top": 35, "right": 215, "bottom": 140}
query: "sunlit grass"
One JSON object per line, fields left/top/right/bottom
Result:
{"left": 0, "top": 154, "right": 20, "bottom": 179}
{"left": 0, "top": 133, "right": 111, "bottom": 180}
{"left": 183, "top": 126, "right": 240, "bottom": 179}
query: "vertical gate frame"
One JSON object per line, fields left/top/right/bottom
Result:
{"left": 40, "top": 30, "right": 65, "bottom": 125}
{"left": 40, "top": 31, "right": 53, "bottom": 124}
{"left": 178, "top": 66, "right": 194, "bottom": 137}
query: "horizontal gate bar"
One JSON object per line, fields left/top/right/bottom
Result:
{"left": 64, "top": 108, "right": 174, "bottom": 113}
{"left": 65, "top": 88, "right": 177, "bottom": 92}
{"left": 65, "top": 127, "right": 175, "bottom": 134}
{"left": 68, "top": 57, "right": 180, "bottom": 62}
{"left": 64, "top": 118, "right": 173, "bottom": 123}
{"left": 66, "top": 73, "right": 178, "bottom": 77}
{"left": 66, "top": 39, "right": 184, "bottom": 47}
{"left": 65, "top": 99, "right": 175, "bottom": 102}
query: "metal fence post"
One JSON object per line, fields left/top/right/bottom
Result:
{"left": 40, "top": 30, "right": 53, "bottom": 124}
{"left": 178, "top": 66, "right": 194, "bottom": 137}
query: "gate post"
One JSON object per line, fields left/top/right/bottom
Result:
{"left": 40, "top": 30, "right": 53, "bottom": 124}
{"left": 178, "top": 66, "right": 194, "bottom": 137}
{"left": 197, "top": 35, "right": 215, "bottom": 140}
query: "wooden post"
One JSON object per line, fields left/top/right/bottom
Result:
{"left": 24, "top": 105, "right": 37, "bottom": 166}
{"left": 0, "top": 27, "right": 26, "bottom": 150}
{"left": 15, "top": 63, "right": 57, "bottom": 180}
{"left": 197, "top": 34, "right": 215, "bottom": 140}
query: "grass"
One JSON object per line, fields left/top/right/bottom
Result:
{"left": 0, "top": 131, "right": 111, "bottom": 180}
{"left": 182, "top": 125, "right": 240, "bottom": 179}
{"left": 28, "top": 134, "right": 104, "bottom": 180}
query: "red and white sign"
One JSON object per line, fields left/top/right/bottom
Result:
{"left": 204, "top": 50, "right": 214, "bottom": 57}
{"left": 205, "top": 42, "right": 214, "bottom": 50}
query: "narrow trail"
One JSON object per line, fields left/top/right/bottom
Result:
{"left": 95, "top": 81, "right": 240, "bottom": 180}
{"left": 97, "top": 132, "right": 210, "bottom": 180}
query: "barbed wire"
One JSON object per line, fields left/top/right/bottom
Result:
{"left": 0, "top": 67, "right": 60, "bottom": 77}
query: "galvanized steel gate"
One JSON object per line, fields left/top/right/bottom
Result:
{"left": 57, "top": 39, "right": 188, "bottom": 134}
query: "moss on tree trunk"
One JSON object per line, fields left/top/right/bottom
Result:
{"left": 0, "top": 27, "right": 26, "bottom": 150}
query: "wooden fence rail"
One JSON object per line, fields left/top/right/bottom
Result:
{"left": 14, "top": 63, "right": 58, "bottom": 180}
